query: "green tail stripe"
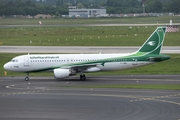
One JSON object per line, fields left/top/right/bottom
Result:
{"left": 137, "top": 27, "right": 166, "bottom": 54}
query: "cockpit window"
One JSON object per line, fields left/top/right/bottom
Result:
{"left": 11, "top": 60, "right": 15, "bottom": 62}
{"left": 10, "top": 59, "right": 18, "bottom": 62}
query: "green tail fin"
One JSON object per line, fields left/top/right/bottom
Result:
{"left": 137, "top": 26, "right": 166, "bottom": 54}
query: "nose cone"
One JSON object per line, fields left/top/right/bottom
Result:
{"left": 4, "top": 63, "right": 10, "bottom": 71}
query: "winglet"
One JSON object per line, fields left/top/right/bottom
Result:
{"left": 137, "top": 27, "right": 166, "bottom": 54}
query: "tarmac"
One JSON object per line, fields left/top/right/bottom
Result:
{"left": 0, "top": 75, "right": 180, "bottom": 120}
{"left": 1, "top": 46, "right": 180, "bottom": 53}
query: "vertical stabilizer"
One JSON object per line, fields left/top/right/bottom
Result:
{"left": 137, "top": 27, "right": 166, "bottom": 54}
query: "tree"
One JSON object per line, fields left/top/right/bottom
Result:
{"left": 106, "top": 0, "right": 141, "bottom": 14}
{"left": 57, "top": 0, "right": 64, "bottom": 6}
{"left": 146, "top": 0, "right": 163, "bottom": 13}
{"left": 167, "top": 0, "right": 180, "bottom": 13}
{"left": 107, "top": 7, "right": 116, "bottom": 14}
{"left": 77, "top": 3, "right": 85, "bottom": 8}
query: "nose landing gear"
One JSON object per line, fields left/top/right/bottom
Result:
{"left": 25, "top": 73, "right": 29, "bottom": 81}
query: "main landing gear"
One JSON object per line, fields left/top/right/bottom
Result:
{"left": 25, "top": 73, "right": 29, "bottom": 81}
{"left": 80, "top": 74, "right": 86, "bottom": 81}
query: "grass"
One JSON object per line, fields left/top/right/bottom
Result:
{"left": 0, "top": 26, "right": 180, "bottom": 46}
{"left": 60, "top": 84, "right": 180, "bottom": 90}
{"left": 1, "top": 53, "right": 180, "bottom": 77}
{"left": 0, "top": 16, "right": 180, "bottom": 46}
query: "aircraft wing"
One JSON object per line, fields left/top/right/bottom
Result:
{"left": 62, "top": 64, "right": 96, "bottom": 69}
{"left": 61, "top": 63, "right": 102, "bottom": 72}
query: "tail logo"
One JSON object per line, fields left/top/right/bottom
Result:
{"left": 147, "top": 41, "right": 156, "bottom": 46}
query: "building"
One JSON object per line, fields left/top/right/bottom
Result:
{"left": 69, "top": 9, "right": 107, "bottom": 18}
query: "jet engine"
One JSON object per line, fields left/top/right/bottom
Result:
{"left": 54, "top": 68, "right": 71, "bottom": 79}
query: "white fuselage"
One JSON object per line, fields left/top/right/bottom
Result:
{"left": 4, "top": 53, "right": 152, "bottom": 73}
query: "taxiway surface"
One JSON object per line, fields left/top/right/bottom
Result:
{"left": 1, "top": 46, "right": 180, "bottom": 53}
{"left": 0, "top": 75, "right": 180, "bottom": 120}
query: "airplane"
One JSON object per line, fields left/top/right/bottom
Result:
{"left": 3, "top": 26, "right": 170, "bottom": 81}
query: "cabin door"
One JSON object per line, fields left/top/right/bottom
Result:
{"left": 24, "top": 56, "right": 29, "bottom": 67}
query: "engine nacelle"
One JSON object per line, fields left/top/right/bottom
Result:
{"left": 54, "top": 68, "right": 70, "bottom": 79}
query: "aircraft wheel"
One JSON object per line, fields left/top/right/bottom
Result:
{"left": 25, "top": 77, "right": 29, "bottom": 81}
{"left": 80, "top": 74, "right": 86, "bottom": 81}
